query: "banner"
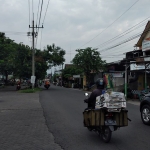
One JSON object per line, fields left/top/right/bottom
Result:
{"left": 142, "top": 37, "right": 150, "bottom": 51}
{"left": 104, "top": 73, "right": 113, "bottom": 89}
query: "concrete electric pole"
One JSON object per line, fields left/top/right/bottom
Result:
{"left": 28, "top": 17, "right": 43, "bottom": 89}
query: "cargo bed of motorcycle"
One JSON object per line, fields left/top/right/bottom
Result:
{"left": 83, "top": 108, "right": 128, "bottom": 127}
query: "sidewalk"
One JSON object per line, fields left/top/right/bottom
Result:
{"left": 0, "top": 86, "right": 63, "bottom": 150}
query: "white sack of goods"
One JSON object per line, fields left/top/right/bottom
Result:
{"left": 95, "top": 92, "right": 126, "bottom": 109}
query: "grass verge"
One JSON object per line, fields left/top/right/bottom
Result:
{"left": 19, "top": 87, "right": 42, "bottom": 93}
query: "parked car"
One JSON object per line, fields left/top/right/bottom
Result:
{"left": 140, "top": 93, "right": 150, "bottom": 125}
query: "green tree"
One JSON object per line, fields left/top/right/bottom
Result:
{"left": 0, "top": 33, "right": 16, "bottom": 82}
{"left": 46, "top": 43, "right": 66, "bottom": 66}
{"left": 34, "top": 49, "right": 49, "bottom": 79}
{"left": 72, "top": 47, "right": 106, "bottom": 84}
{"left": 0, "top": 34, "right": 66, "bottom": 83}
{"left": 63, "top": 66, "right": 83, "bottom": 78}
{"left": 52, "top": 73, "right": 59, "bottom": 82}
{"left": 13, "top": 44, "right": 32, "bottom": 80}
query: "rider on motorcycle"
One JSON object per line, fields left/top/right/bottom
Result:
{"left": 84, "top": 78, "right": 105, "bottom": 109}
{"left": 44, "top": 80, "right": 50, "bottom": 86}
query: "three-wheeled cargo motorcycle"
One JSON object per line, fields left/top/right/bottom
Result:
{"left": 83, "top": 91, "right": 131, "bottom": 143}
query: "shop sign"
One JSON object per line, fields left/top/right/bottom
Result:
{"left": 130, "top": 61, "right": 145, "bottom": 70}
{"left": 144, "top": 57, "right": 150, "bottom": 62}
{"left": 142, "top": 38, "right": 150, "bottom": 51}
{"left": 112, "top": 72, "right": 123, "bottom": 77}
{"left": 104, "top": 73, "right": 113, "bottom": 89}
{"left": 73, "top": 75, "right": 80, "bottom": 78}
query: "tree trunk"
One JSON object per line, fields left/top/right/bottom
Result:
{"left": 4, "top": 70, "right": 8, "bottom": 84}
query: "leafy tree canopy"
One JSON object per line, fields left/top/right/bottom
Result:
{"left": 72, "top": 47, "right": 106, "bottom": 83}
{"left": 0, "top": 33, "right": 17, "bottom": 81}
{"left": 0, "top": 32, "right": 66, "bottom": 82}
{"left": 63, "top": 66, "right": 83, "bottom": 78}
{"left": 45, "top": 43, "right": 66, "bottom": 66}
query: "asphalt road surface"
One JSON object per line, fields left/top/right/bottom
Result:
{"left": 39, "top": 85, "right": 150, "bottom": 150}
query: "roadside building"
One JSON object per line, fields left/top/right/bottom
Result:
{"left": 135, "top": 20, "right": 150, "bottom": 90}
{"left": 105, "top": 61, "right": 125, "bottom": 91}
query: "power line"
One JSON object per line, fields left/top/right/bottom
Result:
{"left": 1, "top": 31, "right": 26, "bottom": 34}
{"left": 100, "top": 43, "right": 132, "bottom": 54}
{"left": 102, "top": 56, "right": 124, "bottom": 58}
{"left": 40, "top": 28, "right": 43, "bottom": 49}
{"left": 101, "top": 54, "right": 125, "bottom": 57}
{"left": 77, "top": 0, "right": 139, "bottom": 49}
{"left": 38, "top": 0, "right": 43, "bottom": 30}
{"left": 39, "top": 0, "right": 51, "bottom": 49}
{"left": 95, "top": 17, "right": 149, "bottom": 49}
{"left": 98, "top": 29, "right": 149, "bottom": 53}
{"left": 35, "top": 0, "right": 43, "bottom": 48}
{"left": 96, "top": 22, "right": 144, "bottom": 49}
{"left": 28, "top": 0, "right": 32, "bottom": 48}
{"left": 99, "top": 33, "right": 140, "bottom": 53}
{"left": 42, "top": 0, "right": 50, "bottom": 24}
{"left": 32, "top": 0, "right": 34, "bottom": 18}
{"left": 36, "top": 0, "right": 41, "bottom": 29}
{"left": 1, "top": 31, "right": 27, "bottom": 36}
{"left": 28, "top": 0, "right": 31, "bottom": 25}
{"left": 6, "top": 34, "right": 27, "bottom": 37}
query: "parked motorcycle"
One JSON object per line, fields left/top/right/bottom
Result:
{"left": 44, "top": 84, "right": 50, "bottom": 89}
{"left": 16, "top": 84, "right": 21, "bottom": 90}
{"left": 83, "top": 92, "right": 130, "bottom": 143}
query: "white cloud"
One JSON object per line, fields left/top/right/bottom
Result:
{"left": 0, "top": 0, "right": 150, "bottom": 64}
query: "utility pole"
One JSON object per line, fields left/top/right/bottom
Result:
{"left": 61, "top": 63, "right": 63, "bottom": 86}
{"left": 125, "top": 63, "right": 129, "bottom": 99}
{"left": 125, "top": 65, "right": 127, "bottom": 98}
{"left": 28, "top": 15, "right": 43, "bottom": 89}
{"left": 143, "top": 52, "right": 148, "bottom": 90}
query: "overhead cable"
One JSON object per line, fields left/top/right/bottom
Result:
{"left": 28, "top": 0, "right": 31, "bottom": 25}
{"left": 98, "top": 29, "right": 150, "bottom": 53}
{"left": 77, "top": 0, "right": 139, "bottom": 49}
{"left": 32, "top": 0, "right": 34, "bottom": 17}
{"left": 38, "top": 0, "right": 43, "bottom": 30}
{"left": 39, "top": 0, "right": 51, "bottom": 49}
{"left": 99, "top": 33, "right": 141, "bottom": 52}
{"left": 35, "top": 0, "right": 43, "bottom": 48}
{"left": 95, "top": 17, "right": 150, "bottom": 48}
{"left": 1, "top": 31, "right": 27, "bottom": 35}
{"left": 42, "top": 0, "right": 50, "bottom": 24}
{"left": 40, "top": 28, "right": 43, "bottom": 49}
{"left": 36, "top": 0, "right": 41, "bottom": 30}
{"left": 100, "top": 43, "right": 132, "bottom": 55}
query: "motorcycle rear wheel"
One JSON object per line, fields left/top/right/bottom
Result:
{"left": 101, "top": 126, "right": 112, "bottom": 143}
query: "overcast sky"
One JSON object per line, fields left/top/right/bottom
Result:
{"left": 0, "top": 0, "right": 150, "bottom": 72}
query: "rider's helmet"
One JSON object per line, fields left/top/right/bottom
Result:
{"left": 95, "top": 78, "right": 105, "bottom": 89}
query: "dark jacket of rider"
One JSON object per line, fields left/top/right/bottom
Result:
{"left": 84, "top": 78, "right": 105, "bottom": 109}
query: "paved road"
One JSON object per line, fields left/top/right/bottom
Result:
{"left": 0, "top": 85, "right": 148, "bottom": 150}
{"left": 40, "top": 85, "right": 150, "bottom": 150}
